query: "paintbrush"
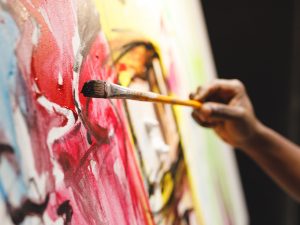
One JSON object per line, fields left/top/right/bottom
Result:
{"left": 81, "top": 80, "right": 202, "bottom": 108}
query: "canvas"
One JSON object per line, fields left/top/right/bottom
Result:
{"left": 0, "top": 0, "right": 247, "bottom": 224}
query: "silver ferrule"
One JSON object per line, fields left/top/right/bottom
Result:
{"left": 106, "top": 82, "right": 134, "bottom": 98}
{"left": 106, "top": 82, "right": 158, "bottom": 100}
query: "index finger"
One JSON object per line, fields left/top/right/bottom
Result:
{"left": 197, "top": 79, "right": 244, "bottom": 102}
{"left": 189, "top": 86, "right": 202, "bottom": 100}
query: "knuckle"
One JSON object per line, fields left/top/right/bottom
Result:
{"left": 236, "top": 107, "right": 247, "bottom": 118}
{"left": 196, "top": 86, "right": 202, "bottom": 93}
{"left": 191, "top": 86, "right": 203, "bottom": 100}
{"left": 212, "top": 79, "right": 222, "bottom": 86}
{"left": 214, "top": 106, "right": 226, "bottom": 116}
{"left": 231, "top": 79, "right": 245, "bottom": 90}
{"left": 231, "top": 79, "right": 242, "bottom": 86}
{"left": 207, "top": 79, "right": 219, "bottom": 89}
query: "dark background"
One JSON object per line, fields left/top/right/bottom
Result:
{"left": 201, "top": 0, "right": 300, "bottom": 224}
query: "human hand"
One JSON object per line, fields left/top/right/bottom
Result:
{"left": 190, "top": 79, "right": 262, "bottom": 149}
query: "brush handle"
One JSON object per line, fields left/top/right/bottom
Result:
{"left": 147, "top": 94, "right": 202, "bottom": 108}
{"left": 107, "top": 83, "right": 202, "bottom": 108}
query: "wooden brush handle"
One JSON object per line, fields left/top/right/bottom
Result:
{"left": 123, "top": 92, "right": 202, "bottom": 108}
{"left": 107, "top": 82, "right": 202, "bottom": 108}
{"left": 146, "top": 94, "right": 202, "bottom": 108}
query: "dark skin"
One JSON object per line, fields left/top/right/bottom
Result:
{"left": 190, "top": 79, "right": 300, "bottom": 202}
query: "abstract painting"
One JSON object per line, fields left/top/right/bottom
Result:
{"left": 0, "top": 0, "right": 247, "bottom": 224}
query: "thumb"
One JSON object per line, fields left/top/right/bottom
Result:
{"left": 200, "top": 102, "right": 244, "bottom": 121}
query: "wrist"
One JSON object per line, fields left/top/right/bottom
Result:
{"left": 239, "top": 120, "right": 268, "bottom": 154}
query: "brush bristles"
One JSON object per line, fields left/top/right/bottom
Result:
{"left": 81, "top": 80, "right": 107, "bottom": 98}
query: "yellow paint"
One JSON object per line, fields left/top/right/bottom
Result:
{"left": 92, "top": 0, "right": 208, "bottom": 224}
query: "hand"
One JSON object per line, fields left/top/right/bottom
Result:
{"left": 190, "top": 79, "right": 262, "bottom": 149}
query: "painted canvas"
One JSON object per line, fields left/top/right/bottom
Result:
{"left": 0, "top": 0, "right": 248, "bottom": 225}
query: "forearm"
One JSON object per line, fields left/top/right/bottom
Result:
{"left": 190, "top": 79, "right": 300, "bottom": 200}
{"left": 242, "top": 122, "right": 300, "bottom": 201}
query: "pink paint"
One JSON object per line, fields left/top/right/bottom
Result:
{"left": 167, "top": 60, "right": 179, "bottom": 93}
{"left": 6, "top": 0, "right": 153, "bottom": 224}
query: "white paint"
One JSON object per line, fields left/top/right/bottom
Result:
{"left": 72, "top": 54, "right": 83, "bottom": 113}
{"left": 149, "top": 185, "right": 163, "bottom": 212}
{"left": 108, "top": 128, "right": 114, "bottom": 138}
{"left": 144, "top": 119, "right": 169, "bottom": 154}
{"left": 126, "top": 80, "right": 164, "bottom": 183}
{"left": 37, "top": 95, "right": 75, "bottom": 186}
{"left": 43, "top": 213, "right": 64, "bottom": 225}
{"left": 90, "top": 159, "right": 98, "bottom": 177}
{"left": 0, "top": 199, "right": 13, "bottom": 225}
{"left": 152, "top": 58, "right": 168, "bottom": 95}
{"left": 27, "top": 173, "right": 47, "bottom": 201}
{"left": 113, "top": 158, "right": 126, "bottom": 188}
{"left": 13, "top": 105, "right": 48, "bottom": 202}
{"left": 113, "top": 158, "right": 123, "bottom": 178}
{"left": 71, "top": 28, "right": 83, "bottom": 114}
{"left": 72, "top": 26, "right": 83, "bottom": 113}
{"left": 38, "top": 7, "right": 53, "bottom": 34}
{"left": 72, "top": 32, "right": 80, "bottom": 58}
{"left": 0, "top": 160, "right": 21, "bottom": 206}
{"left": 31, "top": 19, "right": 40, "bottom": 46}
{"left": 32, "top": 81, "right": 41, "bottom": 93}
{"left": 58, "top": 71, "right": 63, "bottom": 85}
{"left": 37, "top": 96, "right": 75, "bottom": 146}
{"left": 23, "top": 216, "right": 42, "bottom": 225}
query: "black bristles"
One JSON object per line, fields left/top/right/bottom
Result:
{"left": 81, "top": 80, "right": 107, "bottom": 98}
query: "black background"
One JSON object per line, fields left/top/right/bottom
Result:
{"left": 201, "top": 0, "right": 300, "bottom": 224}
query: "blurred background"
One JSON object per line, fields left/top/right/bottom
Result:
{"left": 200, "top": 0, "right": 300, "bottom": 224}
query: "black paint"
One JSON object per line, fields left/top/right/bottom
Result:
{"left": 57, "top": 200, "right": 73, "bottom": 225}
{"left": 0, "top": 144, "right": 14, "bottom": 155}
{"left": 87, "top": 131, "right": 92, "bottom": 145}
{"left": 7, "top": 194, "right": 49, "bottom": 225}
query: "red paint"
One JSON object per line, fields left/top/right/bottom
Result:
{"left": 7, "top": 0, "right": 154, "bottom": 224}
{"left": 118, "top": 63, "right": 128, "bottom": 72}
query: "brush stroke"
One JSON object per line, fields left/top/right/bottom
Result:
{"left": 0, "top": 0, "right": 153, "bottom": 224}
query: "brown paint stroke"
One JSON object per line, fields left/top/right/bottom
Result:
{"left": 76, "top": 0, "right": 101, "bottom": 58}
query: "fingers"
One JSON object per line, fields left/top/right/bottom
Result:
{"left": 191, "top": 110, "right": 219, "bottom": 128}
{"left": 189, "top": 86, "right": 202, "bottom": 100}
{"left": 190, "top": 79, "right": 245, "bottom": 103}
{"left": 190, "top": 79, "right": 246, "bottom": 128}
{"left": 191, "top": 102, "right": 244, "bottom": 127}
{"left": 204, "top": 102, "right": 244, "bottom": 120}
{"left": 203, "top": 79, "right": 244, "bottom": 101}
